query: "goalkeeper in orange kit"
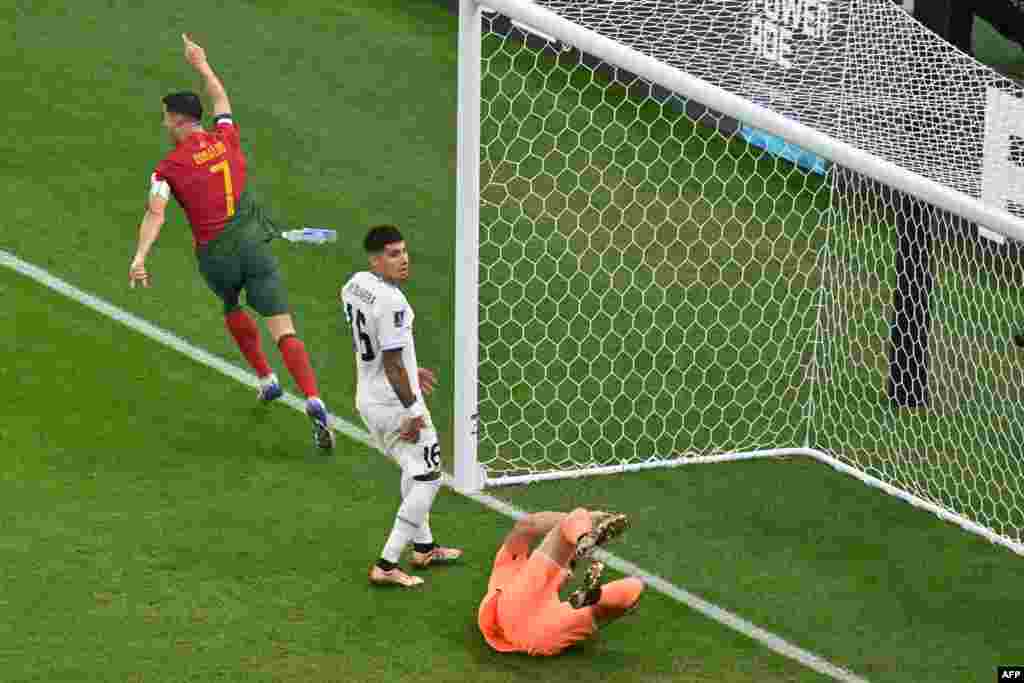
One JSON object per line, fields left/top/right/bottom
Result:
{"left": 477, "top": 508, "right": 644, "bottom": 657}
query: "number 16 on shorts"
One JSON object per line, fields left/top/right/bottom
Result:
{"left": 422, "top": 442, "right": 441, "bottom": 470}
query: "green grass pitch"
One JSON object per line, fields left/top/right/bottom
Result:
{"left": 3, "top": 1, "right": 1024, "bottom": 681}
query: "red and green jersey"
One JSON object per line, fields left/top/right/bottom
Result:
{"left": 153, "top": 115, "right": 248, "bottom": 247}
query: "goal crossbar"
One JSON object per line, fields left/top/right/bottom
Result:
{"left": 478, "top": 0, "right": 1024, "bottom": 241}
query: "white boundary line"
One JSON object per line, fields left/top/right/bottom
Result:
{"left": 1, "top": 248, "right": 869, "bottom": 683}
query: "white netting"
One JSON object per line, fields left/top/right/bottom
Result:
{"left": 473, "top": 2, "right": 1024, "bottom": 548}
{"left": 537, "top": 0, "right": 1024, "bottom": 210}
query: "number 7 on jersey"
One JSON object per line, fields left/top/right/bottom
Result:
{"left": 210, "top": 160, "right": 235, "bottom": 218}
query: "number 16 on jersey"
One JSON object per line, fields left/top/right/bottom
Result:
{"left": 344, "top": 303, "right": 375, "bottom": 361}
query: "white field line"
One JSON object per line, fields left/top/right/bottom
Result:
{"left": 1, "top": 248, "right": 869, "bottom": 683}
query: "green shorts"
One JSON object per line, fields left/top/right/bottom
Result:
{"left": 196, "top": 194, "right": 290, "bottom": 317}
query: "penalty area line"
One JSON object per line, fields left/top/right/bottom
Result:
{"left": 1, "top": 248, "right": 869, "bottom": 683}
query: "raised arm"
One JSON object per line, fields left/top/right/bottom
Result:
{"left": 182, "top": 33, "right": 231, "bottom": 116}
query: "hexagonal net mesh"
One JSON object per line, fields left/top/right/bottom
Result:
{"left": 468, "top": 2, "right": 1024, "bottom": 551}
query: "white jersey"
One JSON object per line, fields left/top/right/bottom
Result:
{"left": 340, "top": 271, "right": 422, "bottom": 411}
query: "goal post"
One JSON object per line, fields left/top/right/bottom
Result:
{"left": 454, "top": 0, "right": 484, "bottom": 494}
{"left": 453, "top": 0, "right": 1024, "bottom": 556}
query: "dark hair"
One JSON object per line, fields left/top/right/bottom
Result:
{"left": 364, "top": 224, "right": 404, "bottom": 253}
{"left": 162, "top": 91, "right": 203, "bottom": 121}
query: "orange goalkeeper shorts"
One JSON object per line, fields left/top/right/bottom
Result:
{"left": 479, "top": 545, "right": 597, "bottom": 657}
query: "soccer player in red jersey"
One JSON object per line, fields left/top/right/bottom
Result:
{"left": 129, "top": 34, "right": 334, "bottom": 450}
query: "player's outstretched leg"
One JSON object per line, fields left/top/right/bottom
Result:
{"left": 279, "top": 335, "right": 335, "bottom": 449}
{"left": 264, "top": 314, "right": 334, "bottom": 449}
{"left": 224, "top": 309, "right": 281, "bottom": 400}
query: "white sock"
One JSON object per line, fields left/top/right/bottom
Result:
{"left": 259, "top": 373, "right": 278, "bottom": 387}
{"left": 381, "top": 516, "right": 418, "bottom": 563}
{"left": 413, "top": 515, "right": 434, "bottom": 547}
{"left": 399, "top": 473, "right": 434, "bottom": 547}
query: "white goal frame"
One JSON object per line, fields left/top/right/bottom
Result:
{"left": 452, "top": 0, "right": 1024, "bottom": 556}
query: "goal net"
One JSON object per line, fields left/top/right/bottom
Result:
{"left": 453, "top": 0, "right": 1024, "bottom": 555}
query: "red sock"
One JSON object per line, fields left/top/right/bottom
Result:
{"left": 225, "top": 310, "right": 272, "bottom": 377}
{"left": 278, "top": 334, "right": 319, "bottom": 399}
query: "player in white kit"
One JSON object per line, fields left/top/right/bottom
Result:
{"left": 340, "top": 225, "right": 463, "bottom": 587}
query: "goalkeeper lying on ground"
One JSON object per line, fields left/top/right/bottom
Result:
{"left": 477, "top": 508, "right": 644, "bottom": 656}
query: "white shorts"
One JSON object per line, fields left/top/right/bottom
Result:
{"left": 358, "top": 403, "right": 442, "bottom": 479}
